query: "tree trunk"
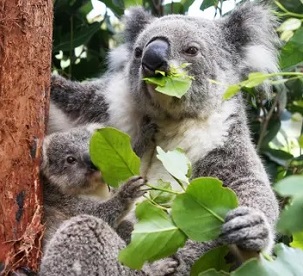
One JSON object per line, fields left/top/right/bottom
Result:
{"left": 0, "top": 0, "right": 53, "bottom": 274}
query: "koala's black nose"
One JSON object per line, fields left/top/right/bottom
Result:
{"left": 83, "top": 154, "right": 98, "bottom": 172}
{"left": 142, "top": 39, "right": 169, "bottom": 76}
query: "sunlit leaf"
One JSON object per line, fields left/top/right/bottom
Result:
{"left": 156, "top": 147, "right": 191, "bottom": 185}
{"left": 223, "top": 84, "right": 241, "bottom": 100}
{"left": 172, "top": 178, "right": 238, "bottom": 242}
{"left": 118, "top": 201, "right": 187, "bottom": 269}
{"left": 291, "top": 232, "right": 303, "bottom": 250}
{"left": 191, "top": 246, "right": 230, "bottom": 276}
{"left": 89, "top": 127, "right": 140, "bottom": 187}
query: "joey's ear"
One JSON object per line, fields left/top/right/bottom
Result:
{"left": 123, "top": 7, "right": 154, "bottom": 47}
{"left": 222, "top": 2, "right": 280, "bottom": 74}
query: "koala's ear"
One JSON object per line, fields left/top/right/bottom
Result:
{"left": 123, "top": 7, "right": 154, "bottom": 46}
{"left": 222, "top": 2, "right": 280, "bottom": 74}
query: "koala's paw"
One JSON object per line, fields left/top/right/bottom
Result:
{"left": 118, "top": 176, "right": 146, "bottom": 200}
{"left": 220, "top": 206, "right": 273, "bottom": 252}
{"left": 145, "top": 258, "right": 179, "bottom": 276}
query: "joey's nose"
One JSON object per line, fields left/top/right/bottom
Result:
{"left": 83, "top": 154, "right": 98, "bottom": 172}
{"left": 142, "top": 39, "right": 169, "bottom": 76}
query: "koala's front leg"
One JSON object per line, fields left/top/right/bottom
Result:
{"left": 220, "top": 206, "right": 274, "bottom": 254}
{"left": 50, "top": 74, "right": 109, "bottom": 126}
{"left": 133, "top": 115, "right": 157, "bottom": 158}
{"left": 93, "top": 176, "right": 146, "bottom": 227}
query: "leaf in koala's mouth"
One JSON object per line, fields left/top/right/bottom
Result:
{"left": 143, "top": 63, "right": 194, "bottom": 99}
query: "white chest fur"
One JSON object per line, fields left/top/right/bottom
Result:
{"left": 141, "top": 100, "right": 236, "bottom": 190}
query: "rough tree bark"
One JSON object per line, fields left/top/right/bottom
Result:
{"left": 0, "top": 0, "right": 53, "bottom": 274}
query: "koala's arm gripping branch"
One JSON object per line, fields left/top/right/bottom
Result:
{"left": 51, "top": 75, "right": 109, "bottom": 124}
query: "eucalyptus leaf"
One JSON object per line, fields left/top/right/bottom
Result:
{"left": 223, "top": 84, "right": 241, "bottom": 100}
{"left": 242, "top": 72, "right": 269, "bottom": 88}
{"left": 277, "top": 18, "right": 302, "bottom": 32}
{"left": 274, "top": 175, "right": 303, "bottom": 197}
{"left": 156, "top": 147, "right": 191, "bottom": 185}
{"left": 290, "top": 232, "right": 303, "bottom": 250}
{"left": 118, "top": 201, "right": 187, "bottom": 269}
{"left": 155, "top": 76, "right": 192, "bottom": 98}
{"left": 149, "top": 180, "right": 175, "bottom": 205}
{"left": 171, "top": 177, "right": 238, "bottom": 242}
{"left": 144, "top": 63, "right": 193, "bottom": 98}
{"left": 89, "top": 127, "right": 140, "bottom": 187}
{"left": 277, "top": 196, "right": 303, "bottom": 235}
{"left": 232, "top": 244, "right": 303, "bottom": 275}
{"left": 191, "top": 246, "right": 231, "bottom": 276}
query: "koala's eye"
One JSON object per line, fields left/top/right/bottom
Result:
{"left": 184, "top": 46, "right": 199, "bottom": 56}
{"left": 134, "top": 47, "right": 143, "bottom": 58}
{"left": 66, "top": 156, "right": 77, "bottom": 164}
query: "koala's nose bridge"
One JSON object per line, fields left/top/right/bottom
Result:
{"left": 142, "top": 38, "right": 169, "bottom": 75}
{"left": 83, "top": 153, "right": 98, "bottom": 172}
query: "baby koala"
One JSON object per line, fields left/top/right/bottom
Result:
{"left": 40, "top": 124, "right": 178, "bottom": 275}
{"left": 41, "top": 124, "right": 145, "bottom": 247}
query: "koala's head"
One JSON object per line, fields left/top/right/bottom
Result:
{"left": 124, "top": 3, "right": 279, "bottom": 120}
{"left": 41, "top": 124, "right": 104, "bottom": 195}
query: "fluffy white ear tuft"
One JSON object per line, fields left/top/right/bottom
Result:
{"left": 243, "top": 44, "right": 279, "bottom": 74}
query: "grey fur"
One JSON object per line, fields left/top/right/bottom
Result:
{"left": 48, "top": 2, "right": 279, "bottom": 275}
{"left": 40, "top": 125, "right": 177, "bottom": 275}
{"left": 41, "top": 124, "right": 147, "bottom": 244}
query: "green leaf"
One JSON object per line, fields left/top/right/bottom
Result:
{"left": 156, "top": 147, "right": 191, "bottom": 185}
{"left": 171, "top": 177, "right": 238, "bottom": 242}
{"left": 280, "top": 27, "right": 303, "bottom": 69}
{"left": 199, "top": 269, "right": 229, "bottom": 276}
{"left": 144, "top": 63, "right": 193, "bottom": 98}
{"left": 191, "top": 246, "right": 231, "bottom": 276}
{"left": 124, "top": 0, "right": 142, "bottom": 9}
{"left": 274, "top": 175, "right": 303, "bottom": 197}
{"left": 118, "top": 201, "right": 187, "bottom": 269}
{"left": 222, "top": 84, "right": 241, "bottom": 100}
{"left": 232, "top": 244, "right": 303, "bottom": 275}
{"left": 53, "top": 22, "right": 102, "bottom": 52}
{"left": 277, "top": 18, "right": 302, "bottom": 32}
{"left": 277, "top": 196, "right": 303, "bottom": 235}
{"left": 291, "top": 232, "right": 303, "bottom": 250}
{"left": 149, "top": 180, "right": 175, "bottom": 206}
{"left": 89, "top": 127, "right": 140, "bottom": 187}
{"left": 155, "top": 76, "right": 192, "bottom": 98}
{"left": 242, "top": 72, "right": 269, "bottom": 88}
{"left": 143, "top": 76, "right": 167, "bottom": 87}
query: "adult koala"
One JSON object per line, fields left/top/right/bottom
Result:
{"left": 49, "top": 2, "right": 279, "bottom": 274}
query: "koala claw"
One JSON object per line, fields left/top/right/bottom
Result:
{"left": 118, "top": 176, "right": 146, "bottom": 199}
{"left": 220, "top": 206, "right": 271, "bottom": 252}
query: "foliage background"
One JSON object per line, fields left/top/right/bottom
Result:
{"left": 52, "top": 0, "right": 303, "bottom": 271}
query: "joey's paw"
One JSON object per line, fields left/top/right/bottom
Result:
{"left": 145, "top": 258, "right": 179, "bottom": 276}
{"left": 220, "top": 206, "right": 272, "bottom": 252}
{"left": 118, "top": 176, "right": 146, "bottom": 200}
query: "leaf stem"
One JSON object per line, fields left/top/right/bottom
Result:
{"left": 143, "top": 195, "right": 169, "bottom": 210}
{"left": 274, "top": 1, "right": 303, "bottom": 19}
{"left": 146, "top": 183, "right": 181, "bottom": 195}
{"left": 171, "top": 175, "right": 187, "bottom": 191}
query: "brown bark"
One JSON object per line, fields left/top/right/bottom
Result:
{"left": 0, "top": 0, "right": 53, "bottom": 274}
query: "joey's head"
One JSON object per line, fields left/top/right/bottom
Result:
{"left": 124, "top": 3, "right": 279, "bottom": 120}
{"left": 41, "top": 124, "right": 104, "bottom": 196}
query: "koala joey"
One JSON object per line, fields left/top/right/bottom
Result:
{"left": 40, "top": 124, "right": 178, "bottom": 275}
{"left": 41, "top": 123, "right": 147, "bottom": 244}
{"left": 49, "top": 2, "right": 280, "bottom": 275}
